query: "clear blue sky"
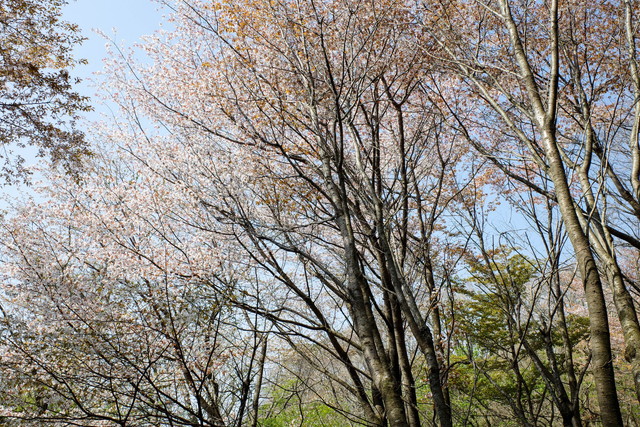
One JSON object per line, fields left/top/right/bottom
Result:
{"left": 63, "top": 0, "right": 166, "bottom": 106}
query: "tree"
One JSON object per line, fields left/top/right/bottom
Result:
{"left": 2, "top": 0, "right": 478, "bottom": 424}
{"left": 422, "top": 0, "right": 640, "bottom": 423}
{"left": 0, "top": 0, "right": 90, "bottom": 181}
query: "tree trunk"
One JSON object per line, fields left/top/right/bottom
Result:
{"left": 606, "top": 261, "right": 640, "bottom": 404}
{"left": 544, "top": 139, "right": 622, "bottom": 425}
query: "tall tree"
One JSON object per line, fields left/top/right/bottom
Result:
{"left": 422, "top": 0, "right": 640, "bottom": 423}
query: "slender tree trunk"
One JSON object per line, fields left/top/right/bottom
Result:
{"left": 552, "top": 275, "right": 583, "bottom": 427}
{"left": 391, "top": 294, "right": 421, "bottom": 427}
{"left": 250, "top": 337, "right": 267, "bottom": 427}
{"left": 606, "top": 261, "right": 640, "bottom": 404}
{"left": 496, "top": 0, "right": 623, "bottom": 421}
{"left": 326, "top": 162, "right": 408, "bottom": 425}
{"left": 545, "top": 143, "right": 622, "bottom": 425}
{"left": 344, "top": 260, "right": 408, "bottom": 426}
{"left": 424, "top": 257, "right": 452, "bottom": 410}
{"left": 376, "top": 229, "right": 452, "bottom": 427}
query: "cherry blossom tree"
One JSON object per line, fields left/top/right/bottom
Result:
{"left": 0, "top": 144, "right": 269, "bottom": 425}
{"left": 105, "top": 0, "right": 481, "bottom": 424}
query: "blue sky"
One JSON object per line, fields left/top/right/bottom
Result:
{"left": 63, "top": 0, "right": 166, "bottom": 109}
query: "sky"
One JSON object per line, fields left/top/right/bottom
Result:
{"left": 63, "top": 0, "right": 166, "bottom": 113}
